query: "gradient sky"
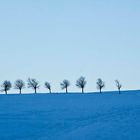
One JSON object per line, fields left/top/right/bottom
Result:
{"left": 0, "top": 0, "right": 140, "bottom": 93}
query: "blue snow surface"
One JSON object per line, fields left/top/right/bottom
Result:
{"left": 0, "top": 90, "right": 140, "bottom": 140}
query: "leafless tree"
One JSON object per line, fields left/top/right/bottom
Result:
{"left": 76, "top": 76, "right": 87, "bottom": 93}
{"left": 45, "top": 82, "right": 51, "bottom": 93}
{"left": 115, "top": 80, "right": 122, "bottom": 94}
{"left": 60, "top": 80, "right": 70, "bottom": 93}
{"left": 27, "top": 78, "right": 39, "bottom": 94}
{"left": 14, "top": 79, "right": 25, "bottom": 94}
{"left": 1, "top": 80, "right": 12, "bottom": 94}
{"left": 96, "top": 78, "right": 105, "bottom": 93}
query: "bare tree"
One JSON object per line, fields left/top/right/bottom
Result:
{"left": 76, "top": 76, "right": 87, "bottom": 93}
{"left": 14, "top": 79, "right": 25, "bottom": 94}
{"left": 45, "top": 82, "right": 51, "bottom": 93}
{"left": 96, "top": 78, "right": 105, "bottom": 93}
{"left": 60, "top": 80, "right": 70, "bottom": 93}
{"left": 115, "top": 80, "right": 122, "bottom": 94}
{"left": 1, "top": 80, "right": 12, "bottom": 94}
{"left": 27, "top": 78, "right": 39, "bottom": 94}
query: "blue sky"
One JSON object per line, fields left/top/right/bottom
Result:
{"left": 0, "top": 0, "right": 140, "bottom": 93}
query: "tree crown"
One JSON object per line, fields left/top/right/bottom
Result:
{"left": 1, "top": 80, "right": 12, "bottom": 91}
{"left": 115, "top": 80, "right": 122, "bottom": 89}
{"left": 27, "top": 78, "right": 39, "bottom": 89}
{"left": 15, "top": 79, "right": 25, "bottom": 89}
{"left": 60, "top": 80, "right": 70, "bottom": 89}
{"left": 96, "top": 78, "right": 105, "bottom": 89}
{"left": 76, "top": 76, "right": 87, "bottom": 89}
{"left": 45, "top": 82, "right": 51, "bottom": 90}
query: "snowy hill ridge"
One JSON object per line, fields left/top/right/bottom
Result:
{"left": 0, "top": 90, "right": 140, "bottom": 140}
{"left": 1, "top": 89, "right": 140, "bottom": 95}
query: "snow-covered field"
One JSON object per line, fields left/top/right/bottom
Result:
{"left": 0, "top": 91, "right": 140, "bottom": 140}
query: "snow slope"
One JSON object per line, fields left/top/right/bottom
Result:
{"left": 0, "top": 91, "right": 140, "bottom": 140}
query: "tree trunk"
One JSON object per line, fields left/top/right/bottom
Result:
{"left": 49, "top": 89, "right": 51, "bottom": 94}
{"left": 19, "top": 89, "right": 21, "bottom": 94}
{"left": 82, "top": 88, "right": 84, "bottom": 93}
{"left": 5, "top": 90, "right": 7, "bottom": 94}
{"left": 66, "top": 87, "right": 68, "bottom": 93}
{"left": 35, "top": 88, "right": 37, "bottom": 94}
{"left": 100, "top": 88, "right": 101, "bottom": 93}
{"left": 119, "top": 89, "right": 121, "bottom": 94}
